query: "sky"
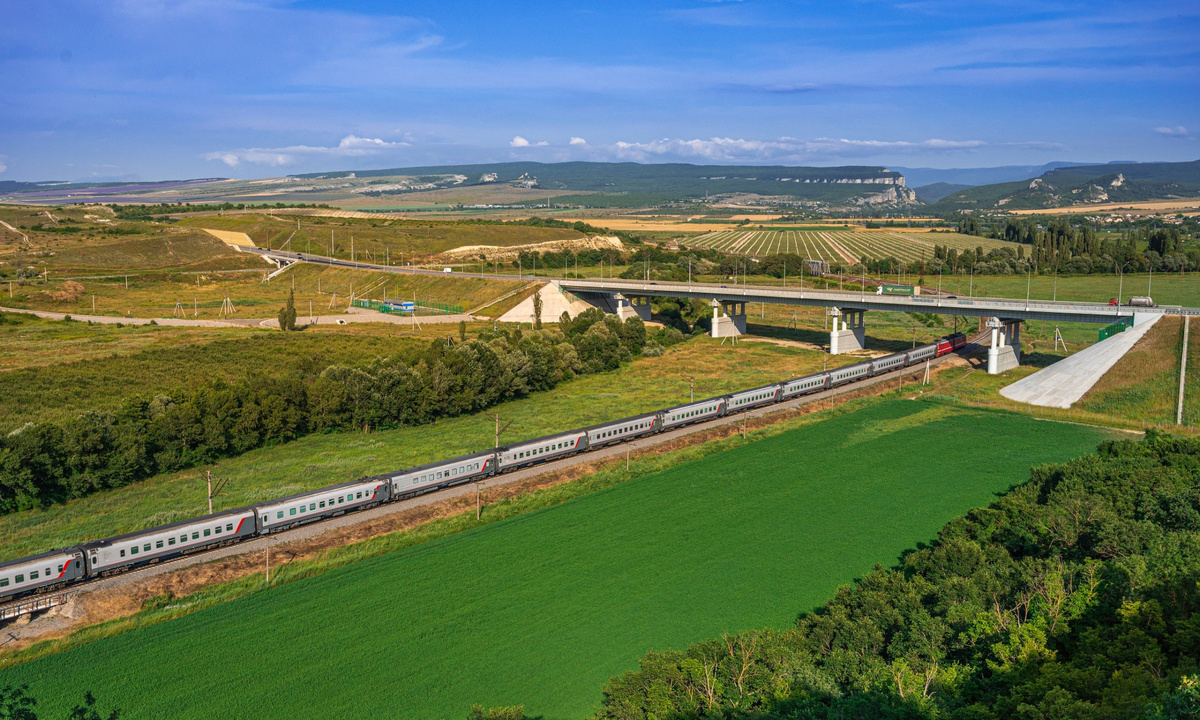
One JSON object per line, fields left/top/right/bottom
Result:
{"left": 0, "top": 0, "right": 1197, "bottom": 182}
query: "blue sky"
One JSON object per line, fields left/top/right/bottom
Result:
{"left": 0, "top": 0, "right": 1197, "bottom": 181}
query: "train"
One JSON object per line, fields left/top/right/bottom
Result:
{"left": 0, "top": 333, "right": 969, "bottom": 605}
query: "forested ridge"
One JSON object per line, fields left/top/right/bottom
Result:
{"left": 0, "top": 310, "right": 657, "bottom": 515}
{"left": 593, "top": 432, "right": 1200, "bottom": 719}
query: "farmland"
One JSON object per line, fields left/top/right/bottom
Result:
{"left": 686, "top": 229, "right": 1012, "bottom": 262}
{"left": 0, "top": 400, "right": 1119, "bottom": 719}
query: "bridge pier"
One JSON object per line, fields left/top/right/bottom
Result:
{"left": 710, "top": 299, "right": 747, "bottom": 338}
{"left": 986, "top": 317, "right": 1022, "bottom": 374}
{"left": 617, "top": 295, "right": 652, "bottom": 322}
{"left": 829, "top": 307, "right": 866, "bottom": 354}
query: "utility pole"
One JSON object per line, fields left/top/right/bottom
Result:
{"left": 205, "top": 469, "right": 230, "bottom": 514}
{"left": 689, "top": 376, "right": 694, "bottom": 403}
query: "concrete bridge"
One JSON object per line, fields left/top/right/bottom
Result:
{"left": 240, "top": 246, "right": 1197, "bottom": 375}
{"left": 556, "top": 277, "right": 1195, "bottom": 375}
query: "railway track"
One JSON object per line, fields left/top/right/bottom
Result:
{"left": 0, "top": 336, "right": 987, "bottom": 629}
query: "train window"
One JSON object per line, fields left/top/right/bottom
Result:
{"left": 15, "top": 574, "right": 23, "bottom": 582}
{"left": 143, "top": 544, "right": 151, "bottom": 552}
{"left": 181, "top": 535, "right": 188, "bottom": 543}
{"left": 319, "top": 501, "right": 326, "bottom": 509}
{"left": 290, "top": 508, "right": 297, "bottom": 516}
{"left": 357, "top": 492, "right": 363, "bottom": 499}
{"left": 30, "top": 571, "right": 38, "bottom": 580}
{"left": 168, "top": 538, "right": 176, "bottom": 546}
{"left": 58, "top": 564, "right": 64, "bottom": 573}
{"left": 120, "top": 549, "right": 126, "bottom": 557}
{"left": 75, "top": 560, "right": 81, "bottom": 569}
{"left": 226, "top": 524, "right": 233, "bottom": 532}
{"left": 277, "top": 511, "right": 284, "bottom": 519}
{"left": 0, "top": 579, "right": 7, "bottom": 587}
{"left": 309, "top": 503, "right": 316, "bottom": 511}
{"left": 338, "top": 496, "right": 344, "bottom": 504}
{"left": 203, "top": 529, "right": 210, "bottom": 537}
{"left": 130, "top": 546, "right": 138, "bottom": 555}
{"left": 156, "top": 541, "right": 164, "bottom": 549}
{"left": 193, "top": 532, "right": 200, "bottom": 540}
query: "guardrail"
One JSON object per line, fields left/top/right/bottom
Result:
{"left": 1, "top": 591, "right": 71, "bottom": 623}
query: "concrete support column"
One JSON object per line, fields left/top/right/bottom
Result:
{"left": 829, "top": 307, "right": 866, "bottom": 354}
{"left": 711, "top": 299, "right": 746, "bottom": 338}
{"left": 986, "top": 317, "right": 1021, "bottom": 374}
{"left": 623, "top": 295, "right": 652, "bottom": 322}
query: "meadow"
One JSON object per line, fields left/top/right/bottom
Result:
{"left": 0, "top": 334, "right": 861, "bottom": 561}
{"left": 1079, "top": 315, "right": 1199, "bottom": 425}
{"left": 2, "top": 262, "right": 525, "bottom": 319}
{"left": 173, "top": 213, "right": 585, "bottom": 260}
{"left": 0, "top": 400, "right": 1118, "bottom": 719}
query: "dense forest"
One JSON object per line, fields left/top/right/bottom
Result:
{"left": 589, "top": 431, "right": 1200, "bottom": 719}
{"left": 0, "top": 310, "right": 660, "bottom": 515}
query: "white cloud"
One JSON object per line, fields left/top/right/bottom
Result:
{"left": 569, "top": 137, "right": 587, "bottom": 146}
{"left": 509, "top": 136, "right": 530, "bottom": 147}
{"left": 1154, "top": 125, "right": 1192, "bottom": 138}
{"left": 203, "top": 134, "right": 409, "bottom": 167}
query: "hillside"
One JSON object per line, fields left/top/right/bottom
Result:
{"left": 0, "top": 162, "right": 920, "bottom": 209}
{"left": 933, "top": 159, "right": 1200, "bottom": 211}
{"left": 913, "top": 181, "right": 971, "bottom": 201}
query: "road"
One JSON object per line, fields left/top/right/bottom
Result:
{"left": 246, "top": 246, "right": 1200, "bottom": 324}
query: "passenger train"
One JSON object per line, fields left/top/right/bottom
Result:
{"left": 0, "top": 333, "right": 968, "bottom": 604}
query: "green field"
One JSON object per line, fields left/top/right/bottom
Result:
{"left": 0, "top": 401, "right": 1118, "bottom": 719}
{"left": 942, "top": 271, "right": 1200, "bottom": 308}
{"left": 0, "top": 335, "right": 857, "bottom": 561}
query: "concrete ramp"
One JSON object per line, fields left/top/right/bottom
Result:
{"left": 202, "top": 228, "right": 257, "bottom": 248}
{"left": 499, "top": 283, "right": 594, "bottom": 325}
{"left": 999, "top": 315, "right": 1161, "bottom": 408}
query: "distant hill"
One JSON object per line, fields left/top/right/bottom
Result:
{"left": 892, "top": 162, "right": 1092, "bottom": 188}
{"left": 296, "top": 161, "right": 918, "bottom": 206}
{"left": 931, "top": 159, "right": 1200, "bottom": 211}
{"left": 913, "top": 182, "right": 972, "bottom": 202}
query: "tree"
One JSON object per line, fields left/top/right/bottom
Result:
{"left": 532, "top": 287, "right": 543, "bottom": 330}
{"left": 277, "top": 289, "right": 297, "bottom": 332}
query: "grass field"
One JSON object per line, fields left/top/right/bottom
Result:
{"left": 0, "top": 400, "right": 1119, "bottom": 719}
{"left": 173, "top": 214, "right": 585, "bottom": 261}
{"left": 2, "top": 263, "right": 525, "bottom": 319}
{"left": 686, "top": 230, "right": 1011, "bottom": 262}
{"left": 959, "top": 272, "right": 1200, "bottom": 308}
{"left": 1079, "top": 316, "right": 1199, "bottom": 425}
{"left": 0, "top": 335, "right": 861, "bottom": 562}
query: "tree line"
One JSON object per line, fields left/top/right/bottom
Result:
{"left": 0, "top": 311, "right": 654, "bottom": 515}
{"left": 590, "top": 431, "right": 1200, "bottom": 719}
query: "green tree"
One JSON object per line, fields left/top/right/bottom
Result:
{"left": 277, "top": 289, "right": 297, "bottom": 332}
{"left": 532, "top": 287, "right": 543, "bottom": 330}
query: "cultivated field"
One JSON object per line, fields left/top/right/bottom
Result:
{"left": 687, "top": 229, "right": 1011, "bottom": 262}
{"left": 0, "top": 400, "right": 1118, "bottom": 719}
